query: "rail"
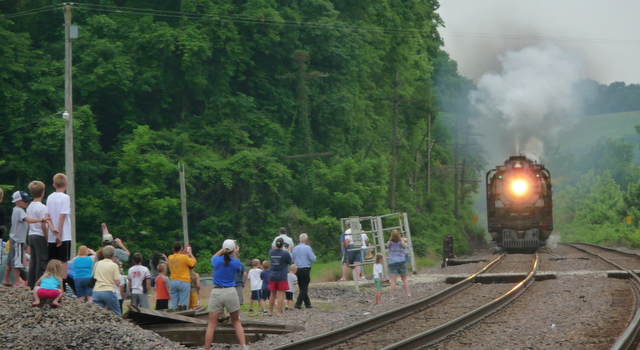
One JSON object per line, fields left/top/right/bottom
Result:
{"left": 271, "top": 253, "right": 506, "bottom": 350}
{"left": 563, "top": 243, "right": 640, "bottom": 350}
{"left": 381, "top": 253, "right": 539, "bottom": 350}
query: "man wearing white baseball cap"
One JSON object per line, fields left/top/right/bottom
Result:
{"left": 204, "top": 239, "right": 248, "bottom": 350}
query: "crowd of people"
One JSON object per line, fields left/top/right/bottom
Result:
{"left": 1, "top": 174, "right": 415, "bottom": 349}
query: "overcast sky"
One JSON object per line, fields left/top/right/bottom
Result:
{"left": 437, "top": 1, "right": 640, "bottom": 85}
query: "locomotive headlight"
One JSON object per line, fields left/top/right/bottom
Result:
{"left": 511, "top": 180, "right": 528, "bottom": 196}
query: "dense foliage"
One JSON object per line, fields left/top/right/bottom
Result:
{"left": 579, "top": 79, "right": 640, "bottom": 115}
{"left": 549, "top": 130, "right": 640, "bottom": 246}
{"left": 0, "top": 0, "right": 482, "bottom": 271}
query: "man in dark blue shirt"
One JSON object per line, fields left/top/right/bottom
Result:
{"left": 291, "top": 233, "right": 316, "bottom": 309}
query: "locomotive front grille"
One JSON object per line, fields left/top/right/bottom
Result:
{"left": 502, "top": 229, "right": 540, "bottom": 248}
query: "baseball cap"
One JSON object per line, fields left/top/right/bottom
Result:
{"left": 12, "top": 191, "right": 33, "bottom": 203}
{"left": 222, "top": 239, "right": 236, "bottom": 252}
{"left": 103, "top": 233, "right": 114, "bottom": 244}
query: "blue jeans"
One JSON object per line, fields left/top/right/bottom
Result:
{"left": 170, "top": 280, "right": 190, "bottom": 308}
{"left": 93, "top": 291, "right": 121, "bottom": 315}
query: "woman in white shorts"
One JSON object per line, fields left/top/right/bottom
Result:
{"left": 204, "top": 240, "right": 248, "bottom": 350}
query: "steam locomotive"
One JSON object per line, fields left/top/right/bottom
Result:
{"left": 486, "top": 156, "right": 553, "bottom": 251}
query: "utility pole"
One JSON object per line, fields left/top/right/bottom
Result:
{"left": 179, "top": 163, "right": 189, "bottom": 246}
{"left": 453, "top": 118, "right": 459, "bottom": 219}
{"left": 427, "top": 115, "right": 433, "bottom": 196}
{"left": 380, "top": 72, "right": 415, "bottom": 211}
{"left": 63, "top": 3, "right": 77, "bottom": 257}
{"left": 391, "top": 71, "right": 400, "bottom": 211}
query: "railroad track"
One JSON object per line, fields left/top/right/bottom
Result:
{"left": 273, "top": 253, "right": 539, "bottom": 350}
{"left": 563, "top": 243, "right": 640, "bottom": 349}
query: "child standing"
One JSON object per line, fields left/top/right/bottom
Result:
{"left": 127, "top": 253, "right": 151, "bottom": 309}
{"left": 155, "top": 263, "right": 170, "bottom": 310}
{"left": 26, "top": 181, "right": 49, "bottom": 290}
{"left": 3, "top": 190, "right": 44, "bottom": 288}
{"left": 259, "top": 260, "right": 270, "bottom": 314}
{"left": 286, "top": 264, "right": 298, "bottom": 310}
{"left": 373, "top": 253, "right": 384, "bottom": 305}
{"left": 247, "top": 259, "right": 263, "bottom": 312}
{"left": 189, "top": 266, "right": 201, "bottom": 310}
{"left": 45, "top": 173, "right": 72, "bottom": 284}
{"left": 33, "top": 259, "right": 64, "bottom": 307}
{"left": 115, "top": 262, "right": 126, "bottom": 312}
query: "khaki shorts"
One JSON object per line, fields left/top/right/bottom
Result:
{"left": 208, "top": 287, "right": 240, "bottom": 314}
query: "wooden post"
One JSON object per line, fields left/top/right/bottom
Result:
{"left": 179, "top": 163, "right": 189, "bottom": 246}
{"left": 64, "top": 4, "right": 76, "bottom": 257}
{"left": 390, "top": 71, "right": 400, "bottom": 211}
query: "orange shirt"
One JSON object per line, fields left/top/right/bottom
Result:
{"left": 168, "top": 253, "right": 195, "bottom": 283}
{"left": 155, "top": 275, "right": 170, "bottom": 300}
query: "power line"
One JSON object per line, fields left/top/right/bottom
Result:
{"left": 4, "top": 3, "right": 640, "bottom": 44}
{"left": 4, "top": 2, "right": 640, "bottom": 45}
{"left": 2, "top": 5, "right": 59, "bottom": 19}
{"left": 0, "top": 112, "right": 63, "bottom": 136}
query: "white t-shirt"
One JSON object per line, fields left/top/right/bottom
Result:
{"left": 271, "top": 234, "right": 295, "bottom": 250}
{"left": 343, "top": 228, "right": 352, "bottom": 244}
{"left": 248, "top": 268, "right": 262, "bottom": 291}
{"left": 45, "top": 192, "right": 71, "bottom": 242}
{"left": 115, "top": 275, "right": 126, "bottom": 300}
{"left": 27, "top": 201, "right": 47, "bottom": 237}
{"left": 128, "top": 265, "right": 151, "bottom": 294}
{"left": 345, "top": 229, "right": 369, "bottom": 247}
{"left": 374, "top": 263, "right": 383, "bottom": 280}
{"left": 287, "top": 272, "right": 298, "bottom": 293}
{"left": 361, "top": 233, "right": 370, "bottom": 247}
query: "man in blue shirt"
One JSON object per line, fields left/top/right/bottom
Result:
{"left": 291, "top": 233, "right": 316, "bottom": 309}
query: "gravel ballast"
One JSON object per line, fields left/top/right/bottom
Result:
{"left": 2, "top": 245, "right": 637, "bottom": 350}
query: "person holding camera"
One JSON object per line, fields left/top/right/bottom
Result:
{"left": 167, "top": 242, "right": 196, "bottom": 308}
{"left": 203, "top": 240, "right": 248, "bottom": 350}
{"left": 386, "top": 229, "right": 411, "bottom": 299}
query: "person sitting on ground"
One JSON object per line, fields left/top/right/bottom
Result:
{"left": 72, "top": 245, "right": 96, "bottom": 303}
{"left": 204, "top": 240, "right": 247, "bottom": 350}
{"left": 32, "top": 259, "right": 64, "bottom": 307}
{"left": 92, "top": 245, "right": 122, "bottom": 315}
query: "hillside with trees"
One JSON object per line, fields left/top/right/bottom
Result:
{"left": 0, "top": 0, "right": 482, "bottom": 266}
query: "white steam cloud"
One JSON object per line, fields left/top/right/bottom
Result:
{"left": 469, "top": 45, "right": 585, "bottom": 164}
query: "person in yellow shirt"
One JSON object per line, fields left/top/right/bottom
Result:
{"left": 167, "top": 242, "right": 196, "bottom": 308}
